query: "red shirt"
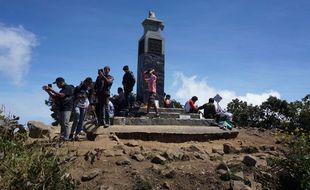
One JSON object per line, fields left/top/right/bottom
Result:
{"left": 145, "top": 74, "right": 157, "bottom": 93}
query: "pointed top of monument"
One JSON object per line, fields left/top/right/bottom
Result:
{"left": 148, "top": 11, "right": 156, "bottom": 19}
{"left": 142, "top": 11, "right": 164, "bottom": 32}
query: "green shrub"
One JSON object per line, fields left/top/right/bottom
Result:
{"left": 271, "top": 128, "right": 310, "bottom": 190}
{"left": 0, "top": 110, "right": 76, "bottom": 190}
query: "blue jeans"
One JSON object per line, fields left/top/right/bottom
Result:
{"left": 70, "top": 107, "right": 87, "bottom": 137}
{"left": 59, "top": 110, "right": 72, "bottom": 140}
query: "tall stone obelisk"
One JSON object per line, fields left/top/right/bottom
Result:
{"left": 136, "top": 11, "right": 165, "bottom": 105}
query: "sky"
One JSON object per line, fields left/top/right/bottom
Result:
{"left": 0, "top": 0, "right": 309, "bottom": 124}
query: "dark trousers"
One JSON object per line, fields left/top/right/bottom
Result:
{"left": 96, "top": 94, "right": 110, "bottom": 125}
{"left": 124, "top": 90, "right": 133, "bottom": 110}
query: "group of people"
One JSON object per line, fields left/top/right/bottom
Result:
{"left": 184, "top": 96, "right": 233, "bottom": 122}
{"left": 43, "top": 65, "right": 159, "bottom": 141}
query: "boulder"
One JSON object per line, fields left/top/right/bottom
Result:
{"left": 232, "top": 180, "right": 252, "bottom": 190}
{"left": 27, "top": 121, "right": 51, "bottom": 138}
{"left": 81, "top": 168, "right": 101, "bottom": 181}
{"left": 115, "top": 157, "right": 131, "bottom": 165}
{"left": 212, "top": 147, "right": 225, "bottom": 156}
{"left": 259, "top": 145, "right": 276, "bottom": 152}
{"left": 151, "top": 155, "right": 167, "bottom": 165}
{"left": 242, "top": 155, "right": 257, "bottom": 167}
{"left": 223, "top": 143, "right": 238, "bottom": 154}
{"left": 241, "top": 145, "right": 259, "bottom": 154}
{"left": 132, "top": 154, "right": 145, "bottom": 162}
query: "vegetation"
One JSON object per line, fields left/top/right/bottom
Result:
{"left": 0, "top": 108, "right": 76, "bottom": 190}
{"left": 227, "top": 94, "right": 310, "bottom": 131}
{"left": 227, "top": 95, "right": 310, "bottom": 190}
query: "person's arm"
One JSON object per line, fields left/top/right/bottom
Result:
{"left": 45, "top": 87, "right": 65, "bottom": 98}
{"left": 198, "top": 104, "right": 206, "bottom": 110}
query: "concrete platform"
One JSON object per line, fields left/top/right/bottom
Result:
{"left": 89, "top": 125, "right": 239, "bottom": 143}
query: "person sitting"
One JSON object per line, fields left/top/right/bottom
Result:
{"left": 184, "top": 96, "right": 199, "bottom": 113}
{"left": 216, "top": 102, "right": 233, "bottom": 122}
{"left": 163, "top": 94, "right": 172, "bottom": 108}
{"left": 111, "top": 87, "right": 125, "bottom": 116}
{"left": 198, "top": 98, "right": 217, "bottom": 119}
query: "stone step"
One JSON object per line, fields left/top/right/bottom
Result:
{"left": 139, "top": 107, "right": 186, "bottom": 114}
{"left": 113, "top": 117, "right": 215, "bottom": 126}
{"left": 94, "top": 125, "right": 239, "bottom": 142}
{"left": 118, "top": 111, "right": 200, "bottom": 119}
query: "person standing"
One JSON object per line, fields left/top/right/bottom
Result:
{"left": 69, "top": 77, "right": 93, "bottom": 141}
{"left": 122, "top": 65, "right": 136, "bottom": 111}
{"left": 143, "top": 68, "right": 159, "bottom": 117}
{"left": 94, "top": 66, "right": 114, "bottom": 127}
{"left": 44, "top": 77, "right": 74, "bottom": 140}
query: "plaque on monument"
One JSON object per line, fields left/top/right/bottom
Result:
{"left": 148, "top": 38, "right": 162, "bottom": 55}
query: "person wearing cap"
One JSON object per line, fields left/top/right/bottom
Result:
{"left": 122, "top": 65, "right": 136, "bottom": 111}
{"left": 143, "top": 68, "right": 159, "bottom": 117}
{"left": 43, "top": 77, "right": 74, "bottom": 140}
{"left": 94, "top": 66, "right": 114, "bottom": 127}
{"left": 69, "top": 77, "right": 93, "bottom": 141}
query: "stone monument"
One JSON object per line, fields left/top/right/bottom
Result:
{"left": 136, "top": 11, "right": 165, "bottom": 105}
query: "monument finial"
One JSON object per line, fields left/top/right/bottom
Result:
{"left": 148, "top": 11, "right": 156, "bottom": 19}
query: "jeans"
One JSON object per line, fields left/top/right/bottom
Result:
{"left": 70, "top": 107, "right": 87, "bottom": 137}
{"left": 59, "top": 110, "right": 71, "bottom": 140}
{"left": 96, "top": 94, "right": 110, "bottom": 125}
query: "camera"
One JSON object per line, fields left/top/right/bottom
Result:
{"left": 42, "top": 84, "right": 52, "bottom": 90}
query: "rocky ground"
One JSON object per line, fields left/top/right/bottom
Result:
{"left": 31, "top": 125, "right": 283, "bottom": 190}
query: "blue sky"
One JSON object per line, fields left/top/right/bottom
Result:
{"left": 0, "top": 0, "right": 309, "bottom": 124}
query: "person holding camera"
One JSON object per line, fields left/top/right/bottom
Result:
{"left": 69, "top": 77, "right": 93, "bottom": 141}
{"left": 43, "top": 77, "right": 74, "bottom": 140}
{"left": 143, "top": 68, "right": 159, "bottom": 117}
{"left": 94, "top": 66, "right": 114, "bottom": 127}
{"left": 122, "top": 65, "right": 136, "bottom": 111}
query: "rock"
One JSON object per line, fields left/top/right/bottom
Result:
{"left": 161, "top": 169, "right": 176, "bottom": 179}
{"left": 243, "top": 155, "right": 257, "bottom": 167}
{"left": 209, "top": 153, "right": 223, "bottom": 161}
{"left": 162, "top": 182, "right": 170, "bottom": 189}
{"left": 180, "top": 153, "right": 190, "bottom": 161}
{"left": 216, "top": 161, "right": 229, "bottom": 171}
{"left": 227, "top": 160, "right": 243, "bottom": 172}
{"left": 241, "top": 146, "right": 259, "bottom": 154}
{"left": 99, "top": 185, "right": 114, "bottom": 190}
{"left": 113, "top": 150, "right": 124, "bottom": 157}
{"left": 259, "top": 145, "right": 276, "bottom": 152}
{"left": 81, "top": 168, "right": 101, "bottom": 181}
{"left": 125, "top": 141, "right": 139, "bottom": 147}
{"left": 212, "top": 147, "right": 224, "bottom": 156}
{"left": 217, "top": 169, "right": 230, "bottom": 181}
{"left": 231, "top": 171, "right": 244, "bottom": 181}
{"left": 162, "top": 149, "right": 183, "bottom": 161}
{"left": 223, "top": 143, "right": 238, "bottom": 154}
{"left": 232, "top": 180, "right": 252, "bottom": 190}
{"left": 104, "top": 150, "right": 115, "bottom": 157}
{"left": 182, "top": 145, "right": 204, "bottom": 153}
{"left": 109, "top": 133, "right": 120, "bottom": 142}
{"left": 0, "top": 152, "right": 4, "bottom": 160}
{"left": 115, "top": 157, "right": 131, "bottom": 165}
{"left": 27, "top": 121, "right": 51, "bottom": 138}
{"left": 194, "top": 152, "right": 207, "bottom": 160}
{"left": 151, "top": 155, "right": 167, "bottom": 165}
{"left": 132, "top": 154, "right": 145, "bottom": 162}
{"left": 150, "top": 164, "right": 162, "bottom": 174}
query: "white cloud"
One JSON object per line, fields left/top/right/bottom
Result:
{"left": 0, "top": 24, "right": 37, "bottom": 85}
{"left": 0, "top": 91, "right": 52, "bottom": 125}
{"left": 172, "top": 72, "right": 280, "bottom": 108}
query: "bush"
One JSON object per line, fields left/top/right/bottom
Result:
{"left": 271, "top": 128, "right": 310, "bottom": 190}
{"left": 0, "top": 109, "right": 76, "bottom": 189}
